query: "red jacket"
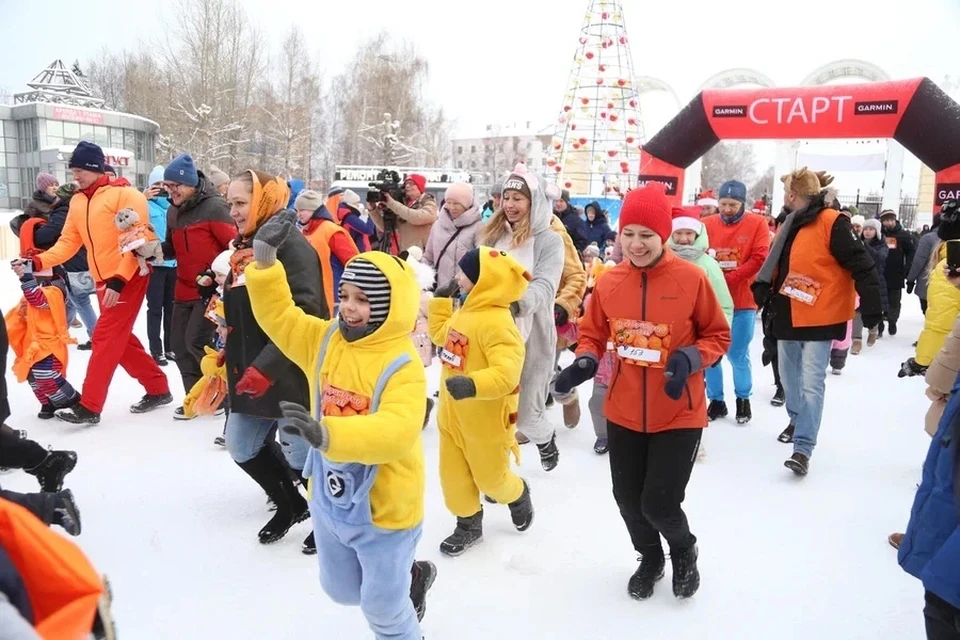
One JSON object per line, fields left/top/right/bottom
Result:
{"left": 702, "top": 212, "right": 770, "bottom": 310}
{"left": 163, "top": 177, "right": 236, "bottom": 301}
{"left": 577, "top": 250, "right": 731, "bottom": 434}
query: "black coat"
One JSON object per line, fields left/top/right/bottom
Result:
{"left": 770, "top": 194, "right": 882, "bottom": 342}
{"left": 31, "top": 195, "right": 90, "bottom": 273}
{"left": 863, "top": 235, "right": 890, "bottom": 312}
{"left": 223, "top": 215, "right": 329, "bottom": 418}
{"left": 881, "top": 221, "right": 916, "bottom": 288}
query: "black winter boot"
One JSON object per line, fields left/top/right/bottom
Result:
{"left": 671, "top": 545, "right": 700, "bottom": 598}
{"left": 56, "top": 404, "right": 100, "bottom": 425}
{"left": 771, "top": 386, "right": 785, "bottom": 407}
{"left": 707, "top": 400, "right": 727, "bottom": 421}
{"left": 130, "top": 392, "right": 173, "bottom": 414}
{"left": 236, "top": 448, "right": 309, "bottom": 544}
{"left": 439, "top": 510, "right": 483, "bottom": 557}
{"left": 38, "top": 404, "right": 56, "bottom": 420}
{"left": 53, "top": 489, "right": 82, "bottom": 536}
{"left": 26, "top": 450, "right": 78, "bottom": 492}
{"left": 507, "top": 480, "right": 534, "bottom": 531}
{"left": 537, "top": 433, "right": 559, "bottom": 472}
{"left": 735, "top": 399, "right": 752, "bottom": 425}
{"left": 627, "top": 544, "right": 665, "bottom": 600}
{"left": 410, "top": 560, "right": 438, "bottom": 622}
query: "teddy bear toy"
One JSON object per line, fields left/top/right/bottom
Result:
{"left": 115, "top": 208, "right": 164, "bottom": 276}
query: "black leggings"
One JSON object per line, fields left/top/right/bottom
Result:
{"left": 925, "top": 591, "right": 960, "bottom": 640}
{"left": 608, "top": 422, "right": 701, "bottom": 553}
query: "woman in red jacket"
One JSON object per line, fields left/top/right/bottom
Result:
{"left": 554, "top": 183, "right": 730, "bottom": 602}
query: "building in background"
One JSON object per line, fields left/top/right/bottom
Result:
{"left": 0, "top": 60, "right": 158, "bottom": 210}
{"left": 450, "top": 122, "right": 552, "bottom": 189}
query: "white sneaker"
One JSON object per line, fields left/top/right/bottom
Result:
{"left": 831, "top": 368, "right": 842, "bottom": 376}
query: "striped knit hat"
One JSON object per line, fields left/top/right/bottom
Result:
{"left": 340, "top": 258, "right": 391, "bottom": 326}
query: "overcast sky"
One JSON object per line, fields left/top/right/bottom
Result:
{"left": 1, "top": 0, "right": 957, "bottom": 195}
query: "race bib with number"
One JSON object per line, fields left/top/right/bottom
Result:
{"left": 321, "top": 383, "right": 371, "bottom": 417}
{"left": 440, "top": 329, "right": 469, "bottom": 372}
{"left": 713, "top": 247, "right": 741, "bottom": 271}
{"left": 204, "top": 293, "right": 222, "bottom": 324}
{"left": 611, "top": 318, "right": 672, "bottom": 368}
{"left": 119, "top": 226, "right": 148, "bottom": 254}
{"left": 229, "top": 248, "right": 255, "bottom": 288}
{"left": 886, "top": 237, "right": 898, "bottom": 250}
{"left": 779, "top": 272, "right": 822, "bottom": 306}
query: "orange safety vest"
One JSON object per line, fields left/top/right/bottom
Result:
{"left": 304, "top": 221, "right": 357, "bottom": 312}
{"left": 0, "top": 498, "right": 105, "bottom": 638}
{"left": 780, "top": 207, "right": 856, "bottom": 328}
{"left": 5, "top": 284, "right": 75, "bottom": 382}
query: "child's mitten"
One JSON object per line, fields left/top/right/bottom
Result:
{"left": 445, "top": 375, "right": 476, "bottom": 400}
{"left": 279, "top": 400, "right": 329, "bottom": 451}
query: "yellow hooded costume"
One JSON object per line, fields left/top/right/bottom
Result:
{"left": 245, "top": 251, "right": 426, "bottom": 530}
{"left": 428, "top": 247, "right": 530, "bottom": 517}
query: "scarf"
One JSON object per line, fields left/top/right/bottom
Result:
{"left": 671, "top": 243, "right": 704, "bottom": 263}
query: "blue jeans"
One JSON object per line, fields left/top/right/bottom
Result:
{"left": 65, "top": 290, "right": 98, "bottom": 340}
{"left": 225, "top": 412, "right": 309, "bottom": 470}
{"left": 313, "top": 516, "right": 423, "bottom": 640}
{"left": 706, "top": 309, "right": 756, "bottom": 401}
{"left": 777, "top": 340, "right": 832, "bottom": 458}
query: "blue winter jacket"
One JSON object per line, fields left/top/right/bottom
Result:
{"left": 148, "top": 195, "right": 177, "bottom": 268}
{"left": 899, "top": 371, "right": 960, "bottom": 609}
{"left": 584, "top": 201, "right": 614, "bottom": 248}
{"left": 287, "top": 179, "right": 305, "bottom": 210}
{"left": 558, "top": 204, "right": 590, "bottom": 254}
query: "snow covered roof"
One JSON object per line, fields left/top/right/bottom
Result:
{"left": 452, "top": 122, "right": 554, "bottom": 142}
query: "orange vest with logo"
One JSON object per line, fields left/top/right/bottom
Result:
{"left": 4, "top": 284, "right": 74, "bottom": 382}
{"left": 0, "top": 498, "right": 105, "bottom": 638}
{"left": 305, "top": 222, "right": 353, "bottom": 312}
{"left": 780, "top": 208, "right": 856, "bottom": 327}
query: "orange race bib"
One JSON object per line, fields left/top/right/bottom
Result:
{"left": 714, "top": 247, "right": 741, "bottom": 271}
{"left": 779, "top": 272, "right": 822, "bottom": 306}
{"left": 440, "top": 329, "right": 469, "bottom": 372}
{"left": 886, "top": 237, "right": 898, "bottom": 250}
{"left": 204, "top": 293, "right": 222, "bottom": 324}
{"left": 611, "top": 318, "right": 672, "bottom": 368}
{"left": 321, "top": 384, "right": 371, "bottom": 417}
{"left": 229, "top": 248, "right": 255, "bottom": 287}
{"left": 119, "top": 225, "right": 148, "bottom": 254}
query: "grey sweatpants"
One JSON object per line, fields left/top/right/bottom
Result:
{"left": 518, "top": 356, "right": 556, "bottom": 446}
{"left": 588, "top": 382, "right": 608, "bottom": 439}
{"left": 852, "top": 310, "right": 863, "bottom": 338}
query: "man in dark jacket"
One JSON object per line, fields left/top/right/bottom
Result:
{"left": 554, "top": 190, "right": 590, "bottom": 254}
{"left": 752, "top": 169, "right": 881, "bottom": 476}
{"left": 879, "top": 209, "right": 916, "bottom": 335}
{"left": 161, "top": 154, "right": 237, "bottom": 415}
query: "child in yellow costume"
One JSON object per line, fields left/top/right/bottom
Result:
{"left": 5, "top": 260, "right": 79, "bottom": 419}
{"left": 429, "top": 247, "right": 534, "bottom": 557}
{"left": 181, "top": 300, "right": 228, "bottom": 419}
{"left": 242, "top": 216, "right": 436, "bottom": 640}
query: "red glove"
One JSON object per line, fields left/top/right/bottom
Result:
{"left": 216, "top": 349, "right": 226, "bottom": 369}
{"left": 236, "top": 366, "right": 271, "bottom": 398}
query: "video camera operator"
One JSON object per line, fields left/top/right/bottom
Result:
{"left": 369, "top": 173, "right": 437, "bottom": 254}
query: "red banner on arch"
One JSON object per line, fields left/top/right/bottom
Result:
{"left": 701, "top": 79, "right": 923, "bottom": 141}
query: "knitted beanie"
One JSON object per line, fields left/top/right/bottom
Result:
{"left": 503, "top": 171, "right": 533, "bottom": 201}
{"left": 340, "top": 258, "right": 391, "bottom": 326}
{"left": 208, "top": 167, "right": 230, "bottom": 188}
{"left": 405, "top": 174, "right": 427, "bottom": 194}
{"left": 618, "top": 183, "right": 672, "bottom": 242}
{"left": 458, "top": 248, "right": 481, "bottom": 284}
{"left": 36, "top": 173, "right": 58, "bottom": 193}
{"left": 164, "top": 154, "right": 199, "bottom": 187}
{"left": 148, "top": 165, "right": 165, "bottom": 187}
{"left": 718, "top": 180, "right": 747, "bottom": 203}
{"left": 68, "top": 141, "right": 105, "bottom": 173}
{"left": 850, "top": 214, "right": 866, "bottom": 228}
{"left": 444, "top": 182, "right": 474, "bottom": 208}
{"left": 342, "top": 189, "right": 362, "bottom": 208}
{"left": 294, "top": 190, "right": 324, "bottom": 213}
{"left": 863, "top": 218, "right": 882, "bottom": 237}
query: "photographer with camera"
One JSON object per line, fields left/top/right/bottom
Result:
{"left": 369, "top": 173, "right": 438, "bottom": 254}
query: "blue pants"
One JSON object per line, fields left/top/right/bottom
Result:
{"left": 225, "top": 412, "right": 309, "bottom": 470}
{"left": 65, "top": 287, "right": 98, "bottom": 340}
{"left": 313, "top": 515, "right": 423, "bottom": 640}
{"left": 706, "top": 309, "right": 756, "bottom": 401}
{"left": 777, "top": 340, "right": 832, "bottom": 458}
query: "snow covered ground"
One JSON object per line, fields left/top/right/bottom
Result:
{"left": 1, "top": 262, "right": 934, "bottom": 639}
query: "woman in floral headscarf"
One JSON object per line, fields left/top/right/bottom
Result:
{"left": 223, "top": 170, "right": 329, "bottom": 550}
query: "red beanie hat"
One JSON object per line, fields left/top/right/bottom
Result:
{"left": 671, "top": 206, "right": 703, "bottom": 234}
{"left": 405, "top": 173, "right": 427, "bottom": 193}
{"left": 619, "top": 182, "right": 672, "bottom": 242}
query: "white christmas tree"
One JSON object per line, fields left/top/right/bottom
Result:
{"left": 548, "top": 0, "right": 645, "bottom": 197}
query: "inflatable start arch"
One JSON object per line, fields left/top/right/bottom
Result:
{"left": 638, "top": 77, "right": 960, "bottom": 212}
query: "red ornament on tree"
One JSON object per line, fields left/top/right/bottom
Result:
{"left": 570, "top": 123, "right": 577, "bottom": 130}
{"left": 596, "top": 78, "right": 604, "bottom": 85}
{"left": 578, "top": 137, "right": 587, "bottom": 145}
{"left": 607, "top": 149, "right": 618, "bottom": 158}
{"left": 572, "top": 142, "right": 581, "bottom": 149}
{"left": 629, "top": 99, "right": 638, "bottom": 108}
{"left": 609, "top": 113, "right": 619, "bottom": 122}
{"left": 554, "top": 165, "right": 563, "bottom": 173}
{"left": 581, "top": 97, "right": 590, "bottom": 105}
{"left": 564, "top": 181, "right": 573, "bottom": 188}
{"left": 607, "top": 101, "right": 615, "bottom": 110}
{"left": 563, "top": 105, "right": 572, "bottom": 112}
{"left": 625, "top": 136, "right": 635, "bottom": 144}
{"left": 599, "top": 112, "right": 607, "bottom": 119}
{"left": 628, "top": 117, "right": 637, "bottom": 126}
{"left": 619, "top": 35, "right": 627, "bottom": 44}
{"left": 598, "top": 64, "right": 606, "bottom": 72}
{"left": 602, "top": 11, "right": 609, "bottom": 19}
{"left": 617, "top": 79, "right": 626, "bottom": 87}
{"left": 585, "top": 51, "right": 595, "bottom": 59}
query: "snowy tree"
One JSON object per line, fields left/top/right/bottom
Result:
{"left": 700, "top": 141, "right": 757, "bottom": 193}
{"left": 750, "top": 165, "right": 775, "bottom": 202}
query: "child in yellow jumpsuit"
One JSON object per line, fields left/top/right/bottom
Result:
{"left": 243, "top": 217, "right": 435, "bottom": 639}
{"left": 429, "top": 246, "right": 534, "bottom": 556}
{"left": 181, "top": 300, "right": 228, "bottom": 419}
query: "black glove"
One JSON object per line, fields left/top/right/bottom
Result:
{"left": 898, "top": 358, "right": 927, "bottom": 379}
{"left": 279, "top": 400, "right": 329, "bottom": 450}
{"left": 509, "top": 301, "right": 520, "bottom": 318}
{"left": 906, "top": 281, "right": 915, "bottom": 295}
{"left": 664, "top": 351, "right": 692, "bottom": 400}
{"left": 553, "top": 356, "right": 598, "bottom": 394}
{"left": 554, "top": 304, "right": 569, "bottom": 327}
{"left": 445, "top": 376, "right": 477, "bottom": 400}
{"left": 434, "top": 278, "right": 460, "bottom": 299}
{"left": 862, "top": 313, "right": 883, "bottom": 330}
{"left": 751, "top": 281, "right": 772, "bottom": 308}
{"left": 197, "top": 269, "right": 218, "bottom": 301}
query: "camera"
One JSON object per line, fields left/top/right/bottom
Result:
{"left": 366, "top": 169, "right": 406, "bottom": 206}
